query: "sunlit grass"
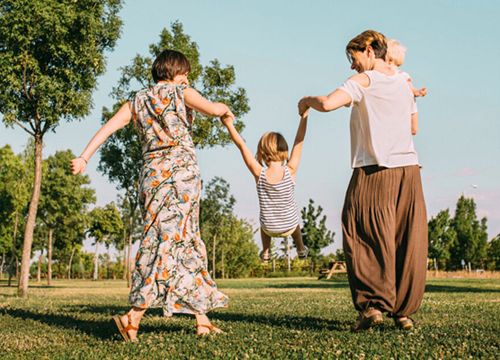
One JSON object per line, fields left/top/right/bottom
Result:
{"left": 1, "top": 277, "right": 499, "bottom": 359}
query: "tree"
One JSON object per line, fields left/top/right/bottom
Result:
{"left": 38, "top": 150, "right": 95, "bottom": 285}
{"left": 0, "top": 0, "right": 122, "bottom": 297}
{"left": 486, "top": 234, "right": 500, "bottom": 271}
{"left": 86, "top": 203, "right": 123, "bottom": 280}
{"left": 0, "top": 145, "right": 31, "bottom": 284}
{"left": 301, "top": 199, "right": 335, "bottom": 272}
{"left": 200, "top": 177, "right": 235, "bottom": 278}
{"left": 450, "top": 196, "right": 488, "bottom": 270}
{"left": 428, "top": 209, "right": 457, "bottom": 271}
{"left": 98, "top": 21, "right": 250, "bottom": 285}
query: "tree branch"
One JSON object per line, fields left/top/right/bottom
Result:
{"left": 12, "top": 118, "right": 35, "bottom": 136}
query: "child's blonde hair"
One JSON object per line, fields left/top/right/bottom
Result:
{"left": 256, "top": 132, "right": 289, "bottom": 166}
{"left": 387, "top": 39, "right": 407, "bottom": 67}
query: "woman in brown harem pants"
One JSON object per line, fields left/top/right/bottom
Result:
{"left": 298, "top": 30, "right": 428, "bottom": 331}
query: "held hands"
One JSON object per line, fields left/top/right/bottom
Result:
{"left": 71, "top": 157, "right": 87, "bottom": 175}
{"left": 220, "top": 109, "right": 235, "bottom": 127}
{"left": 298, "top": 97, "right": 310, "bottom": 116}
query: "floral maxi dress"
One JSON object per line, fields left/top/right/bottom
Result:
{"left": 128, "top": 83, "right": 228, "bottom": 316}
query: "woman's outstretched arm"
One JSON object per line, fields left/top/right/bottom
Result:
{"left": 71, "top": 102, "right": 132, "bottom": 175}
{"left": 184, "top": 87, "right": 231, "bottom": 117}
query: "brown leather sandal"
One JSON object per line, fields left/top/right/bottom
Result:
{"left": 196, "top": 323, "right": 223, "bottom": 336}
{"left": 394, "top": 316, "right": 414, "bottom": 330}
{"left": 351, "top": 307, "right": 384, "bottom": 332}
{"left": 113, "top": 313, "right": 139, "bottom": 342}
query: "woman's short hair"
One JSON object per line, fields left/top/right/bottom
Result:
{"left": 345, "top": 30, "right": 388, "bottom": 64}
{"left": 386, "top": 39, "right": 407, "bottom": 67}
{"left": 151, "top": 49, "right": 191, "bottom": 83}
{"left": 256, "top": 132, "right": 289, "bottom": 166}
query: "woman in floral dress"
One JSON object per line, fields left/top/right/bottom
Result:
{"left": 71, "top": 50, "right": 232, "bottom": 341}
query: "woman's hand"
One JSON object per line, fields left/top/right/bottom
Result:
{"left": 71, "top": 157, "right": 87, "bottom": 175}
{"left": 298, "top": 97, "right": 310, "bottom": 116}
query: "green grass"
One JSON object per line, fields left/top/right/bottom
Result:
{"left": 0, "top": 277, "right": 499, "bottom": 359}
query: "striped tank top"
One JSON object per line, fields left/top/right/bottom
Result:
{"left": 257, "top": 166, "right": 300, "bottom": 234}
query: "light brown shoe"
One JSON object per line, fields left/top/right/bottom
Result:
{"left": 113, "top": 313, "right": 139, "bottom": 342}
{"left": 351, "top": 308, "right": 384, "bottom": 332}
{"left": 394, "top": 316, "right": 414, "bottom": 330}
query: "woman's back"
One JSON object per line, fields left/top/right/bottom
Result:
{"left": 341, "top": 70, "right": 419, "bottom": 168}
{"left": 132, "top": 83, "right": 195, "bottom": 156}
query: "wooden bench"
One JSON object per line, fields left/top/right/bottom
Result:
{"left": 318, "top": 261, "right": 347, "bottom": 280}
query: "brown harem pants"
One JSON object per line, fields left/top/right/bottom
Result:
{"left": 342, "top": 165, "right": 428, "bottom": 317}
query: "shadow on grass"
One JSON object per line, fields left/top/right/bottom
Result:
{"left": 3, "top": 307, "right": 186, "bottom": 340}
{"left": 267, "top": 281, "right": 349, "bottom": 290}
{"left": 52, "top": 304, "right": 350, "bottom": 333}
{"left": 209, "top": 311, "right": 349, "bottom": 332}
{"left": 425, "top": 284, "right": 500, "bottom": 293}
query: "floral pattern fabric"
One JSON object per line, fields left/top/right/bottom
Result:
{"left": 128, "top": 83, "right": 228, "bottom": 316}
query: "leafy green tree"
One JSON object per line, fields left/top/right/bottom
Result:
{"left": 486, "top": 234, "right": 500, "bottom": 270}
{"left": 450, "top": 196, "right": 489, "bottom": 270}
{"left": 98, "top": 21, "right": 249, "bottom": 284}
{"left": 428, "top": 209, "right": 457, "bottom": 270}
{"left": 38, "top": 150, "right": 95, "bottom": 285}
{"left": 0, "top": 0, "right": 122, "bottom": 297}
{"left": 87, "top": 203, "right": 123, "bottom": 280}
{"left": 301, "top": 199, "right": 335, "bottom": 272}
{"left": 200, "top": 177, "right": 235, "bottom": 278}
{"left": 0, "top": 144, "right": 31, "bottom": 284}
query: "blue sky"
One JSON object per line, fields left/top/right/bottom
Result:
{"left": 1, "top": 0, "right": 499, "bottom": 253}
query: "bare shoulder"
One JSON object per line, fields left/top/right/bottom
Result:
{"left": 348, "top": 73, "right": 370, "bottom": 88}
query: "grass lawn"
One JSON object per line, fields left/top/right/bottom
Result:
{"left": 0, "top": 277, "right": 499, "bottom": 359}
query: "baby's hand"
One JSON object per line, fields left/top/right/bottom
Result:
{"left": 71, "top": 157, "right": 87, "bottom": 175}
{"left": 413, "top": 87, "right": 427, "bottom": 97}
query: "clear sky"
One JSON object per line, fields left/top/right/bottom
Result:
{"left": 1, "top": 0, "right": 499, "bottom": 254}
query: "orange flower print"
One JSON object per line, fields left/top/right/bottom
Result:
{"left": 145, "top": 277, "right": 152, "bottom": 285}
{"left": 150, "top": 170, "right": 157, "bottom": 177}
{"left": 151, "top": 98, "right": 157, "bottom": 105}
{"left": 157, "top": 140, "right": 164, "bottom": 146}
{"left": 195, "top": 277, "right": 202, "bottom": 286}
{"left": 182, "top": 227, "right": 187, "bottom": 237}
{"left": 146, "top": 118, "right": 153, "bottom": 125}
{"left": 162, "top": 233, "right": 169, "bottom": 241}
{"left": 162, "top": 97, "right": 170, "bottom": 105}
{"left": 201, "top": 270, "right": 208, "bottom": 277}
{"left": 135, "top": 252, "right": 141, "bottom": 261}
{"left": 162, "top": 270, "right": 169, "bottom": 278}
{"left": 154, "top": 273, "right": 158, "bottom": 280}
{"left": 161, "top": 170, "right": 171, "bottom": 179}
{"left": 174, "top": 233, "right": 181, "bottom": 242}
{"left": 174, "top": 303, "right": 182, "bottom": 310}
{"left": 155, "top": 107, "right": 162, "bottom": 115}
{"left": 182, "top": 194, "right": 190, "bottom": 203}
{"left": 151, "top": 180, "right": 160, "bottom": 187}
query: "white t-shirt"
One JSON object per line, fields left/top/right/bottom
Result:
{"left": 339, "top": 70, "right": 419, "bottom": 169}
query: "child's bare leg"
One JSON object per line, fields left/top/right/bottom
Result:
{"left": 290, "top": 225, "right": 305, "bottom": 252}
{"left": 260, "top": 228, "right": 272, "bottom": 259}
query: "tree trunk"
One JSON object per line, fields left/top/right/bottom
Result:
{"left": 286, "top": 237, "right": 291, "bottom": 272}
{"left": 122, "top": 226, "right": 127, "bottom": 281}
{"left": 221, "top": 249, "right": 225, "bottom": 279}
{"left": 67, "top": 247, "right": 76, "bottom": 280}
{"left": 212, "top": 234, "right": 217, "bottom": 279}
{"left": 37, "top": 250, "right": 43, "bottom": 282}
{"left": 18, "top": 134, "right": 43, "bottom": 298}
{"left": 126, "top": 215, "right": 133, "bottom": 287}
{"left": 47, "top": 228, "right": 53, "bottom": 286}
{"left": 93, "top": 242, "right": 99, "bottom": 281}
{"left": 107, "top": 246, "right": 111, "bottom": 280}
{"left": 0, "top": 252, "right": 4, "bottom": 280}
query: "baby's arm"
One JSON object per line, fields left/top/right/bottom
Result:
{"left": 71, "top": 102, "right": 132, "bottom": 175}
{"left": 411, "top": 112, "right": 418, "bottom": 135}
{"left": 221, "top": 115, "right": 262, "bottom": 181}
{"left": 287, "top": 111, "right": 308, "bottom": 176}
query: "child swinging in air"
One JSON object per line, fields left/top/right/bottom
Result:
{"left": 221, "top": 113, "right": 309, "bottom": 262}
